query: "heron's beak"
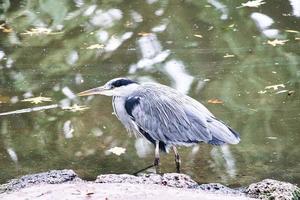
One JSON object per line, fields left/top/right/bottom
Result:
{"left": 77, "top": 86, "right": 106, "bottom": 96}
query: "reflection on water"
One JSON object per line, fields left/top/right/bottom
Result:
{"left": 0, "top": 0, "right": 299, "bottom": 186}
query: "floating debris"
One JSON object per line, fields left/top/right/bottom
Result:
{"left": 258, "top": 90, "right": 267, "bottom": 94}
{"left": 107, "top": 147, "right": 126, "bottom": 156}
{"left": 223, "top": 53, "right": 235, "bottom": 58}
{"left": 194, "top": 34, "right": 203, "bottom": 38}
{"left": 265, "top": 84, "right": 285, "bottom": 90}
{"left": 266, "top": 137, "right": 277, "bottom": 140}
{"left": 21, "top": 96, "right": 52, "bottom": 104}
{"left": 86, "top": 44, "right": 105, "bottom": 49}
{"left": 138, "top": 32, "right": 151, "bottom": 36}
{"left": 267, "top": 39, "right": 289, "bottom": 47}
{"left": 276, "top": 90, "right": 289, "bottom": 94}
{"left": 207, "top": 98, "right": 224, "bottom": 104}
{"left": 238, "top": 0, "right": 266, "bottom": 8}
{"left": 62, "top": 104, "right": 90, "bottom": 112}
{"left": 0, "top": 104, "right": 58, "bottom": 116}
{"left": 21, "top": 27, "right": 63, "bottom": 36}
{"left": 285, "top": 30, "right": 299, "bottom": 33}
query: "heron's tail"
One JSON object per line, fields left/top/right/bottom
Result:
{"left": 207, "top": 119, "right": 240, "bottom": 145}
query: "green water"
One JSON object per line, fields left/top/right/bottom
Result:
{"left": 0, "top": 0, "right": 299, "bottom": 187}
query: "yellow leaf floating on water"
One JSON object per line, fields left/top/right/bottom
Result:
{"left": 21, "top": 27, "right": 63, "bottom": 36}
{"left": 86, "top": 44, "right": 105, "bottom": 49}
{"left": 207, "top": 98, "right": 224, "bottom": 104}
{"left": 239, "top": 0, "right": 266, "bottom": 8}
{"left": 0, "top": 23, "right": 13, "bottom": 33}
{"left": 265, "top": 84, "right": 285, "bottom": 90}
{"left": 107, "top": 147, "right": 126, "bottom": 156}
{"left": 267, "top": 39, "right": 289, "bottom": 47}
{"left": 62, "top": 104, "right": 90, "bottom": 112}
{"left": 21, "top": 96, "right": 52, "bottom": 104}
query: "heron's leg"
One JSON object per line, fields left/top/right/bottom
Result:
{"left": 154, "top": 141, "right": 161, "bottom": 173}
{"left": 172, "top": 146, "right": 181, "bottom": 173}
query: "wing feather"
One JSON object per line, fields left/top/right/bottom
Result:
{"left": 126, "top": 83, "right": 213, "bottom": 144}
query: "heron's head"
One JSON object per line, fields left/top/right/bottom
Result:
{"left": 77, "top": 77, "right": 139, "bottom": 97}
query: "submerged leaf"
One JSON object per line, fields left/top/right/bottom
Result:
{"left": 21, "top": 96, "right": 52, "bottom": 104}
{"left": 107, "top": 147, "right": 126, "bottom": 156}
{"left": 138, "top": 32, "right": 151, "bottom": 36}
{"left": 208, "top": 98, "right": 224, "bottom": 104}
{"left": 0, "top": 23, "right": 13, "bottom": 33}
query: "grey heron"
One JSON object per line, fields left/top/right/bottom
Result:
{"left": 78, "top": 77, "right": 240, "bottom": 173}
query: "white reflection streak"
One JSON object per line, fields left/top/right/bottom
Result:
{"left": 66, "top": 50, "right": 79, "bottom": 65}
{"left": 129, "top": 34, "right": 170, "bottom": 73}
{"left": 7, "top": 148, "right": 18, "bottom": 163}
{"left": 63, "top": 120, "right": 74, "bottom": 139}
{"left": 251, "top": 12, "right": 279, "bottom": 38}
{"left": 0, "top": 104, "right": 58, "bottom": 116}
{"left": 220, "top": 145, "right": 237, "bottom": 178}
{"left": 164, "top": 60, "right": 194, "bottom": 94}
{"left": 104, "top": 32, "right": 133, "bottom": 52}
{"left": 208, "top": 0, "right": 228, "bottom": 20}
{"left": 135, "top": 138, "right": 152, "bottom": 158}
{"left": 90, "top": 9, "right": 123, "bottom": 28}
{"left": 289, "top": 0, "right": 300, "bottom": 17}
{"left": 62, "top": 87, "right": 76, "bottom": 99}
{"left": 84, "top": 5, "right": 97, "bottom": 16}
{"left": 210, "top": 145, "right": 237, "bottom": 180}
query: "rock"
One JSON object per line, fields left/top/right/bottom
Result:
{"left": 0, "top": 169, "right": 81, "bottom": 193}
{"left": 95, "top": 173, "right": 198, "bottom": 188}
{"left": 246, "top": 179, "right": 300, "bottom": 200}
{"left": 199, "top": 183, "right": 244, "bottom": 196}
{"left": 0, "top": 182, "right": 253, "bottom": 200}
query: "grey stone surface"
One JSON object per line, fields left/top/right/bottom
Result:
{"left": 199, "top": 183, "right": 243, "bottom": 195}
{"left": 95, "top": 173, "right": 198, "bottom": 188}
{"left": 0, "top": 169, "right": 81, "bottom": 193}
{"left": 1, "top": 169, "right": 299, "bottom": 200}
{"left": 246, "top": 179, "right": 300, "bottom": 200}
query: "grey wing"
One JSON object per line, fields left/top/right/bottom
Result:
{"left": 125, "top": 83, "right": 240, "bottom": 146}
{"left": 125, "top": 86, "right": 213, "bottom": 145}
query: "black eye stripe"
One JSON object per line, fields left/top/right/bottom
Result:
{"left": 111, "top": 79, "right": 137, "bottom": 88}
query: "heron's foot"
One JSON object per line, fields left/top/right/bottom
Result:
{"left": 154, "top": 157, "right": 161, "bottom": 174}
{"left": 175, "top": 154, "right": 181, "bottom": 173}
{"left": 172, "top": 146, "right": 181, "bottom": 173}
